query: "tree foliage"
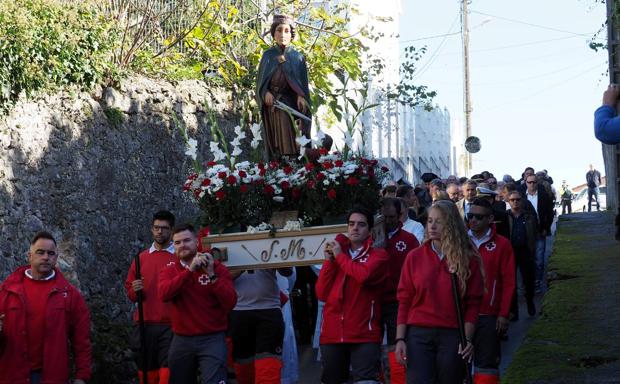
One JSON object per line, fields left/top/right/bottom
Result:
{"left": 0, "top": 0, "right": 115, "bottom": 112}
{"left": 125, "top": 0, "right": 435, "bottom": 127}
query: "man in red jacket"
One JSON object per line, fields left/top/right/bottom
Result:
{"left": 380, "top": 198, "right": 419, "bottom": 384}
{"left": 0, "top": 231, "right": 91, "bottom": 384}
{"left": 125, "top": 210, "right": 177, "bottom": 384}
{"left": 467, "top": 199, "right": 516, "bottom": 384}
{"left": 316, "top": 207, "right": 389, "bottom": 384}
{"left": 159, "top": 223, "right": 237, "bottom": 384}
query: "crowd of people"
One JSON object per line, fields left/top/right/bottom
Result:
{"left": 0, "top": 165, "right": 561, "bottom": 384}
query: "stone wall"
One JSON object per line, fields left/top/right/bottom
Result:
{"left": 0, "top": 76, "right": 236, "bottom": 382}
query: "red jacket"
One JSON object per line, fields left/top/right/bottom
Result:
{"left": 383, "top": 225, "right": 420, "bottom": 303}
{"left": 158, "top": 259, "right": 237, "bottom": 336}
{"left": 125, "top": 246, "right": 177, "bottom": 324}
{"left": 397, "top": 242, "right": 484, "bottom": 328}
{"left": 472, "top": 229, "right": 516, "bottom": 318}
{"left": 315, "top": 237, "right": 389, "bottom": 344}
{"left": 0, "top": 266, "right": 92, "bottom": 384}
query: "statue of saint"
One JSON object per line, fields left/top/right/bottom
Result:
{"left": 256, "top": 14, "right": 311, "bottom": 160}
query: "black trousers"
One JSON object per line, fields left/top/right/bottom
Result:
{"left": 381, "top": 301, "right": 399, "bottom": 346}
{"left": 511, "top": 246, "right": 535, "bottom": 315}
{"left": 130, "top": 324, "right": 173, "bottom": 369}
{"left": 320, "top": 343, "right": 382, "bottom": 384}
{"left": 473, "top": 315, "right": 500, "bottom": 374}
{"left": 561, "top": 199, "right": 572, "bottom": 214}
{"left": 229, "top": 308, "right": 284, "bottom": 362}
{"left": 405, "top": 326, "right": 465, "bottom": 384}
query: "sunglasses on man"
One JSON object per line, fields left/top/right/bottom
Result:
{"left": 466, "top": 212, "right": 488, "bottom": 221}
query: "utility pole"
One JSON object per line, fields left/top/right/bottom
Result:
{"left": 604, "top": 0, "right": 620, "bottom": 211}
{"left": 461, "top": 0, "right": 472, "bottom": 175}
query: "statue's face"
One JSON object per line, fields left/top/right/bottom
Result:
{"left": 274, "top": 23, "right": 292, "bottom": 46}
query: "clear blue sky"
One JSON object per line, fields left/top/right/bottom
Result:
{"left": 400, "top": 0, "right": 608, "bottom": 187}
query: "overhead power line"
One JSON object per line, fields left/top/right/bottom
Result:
{"left": 470, "top": 9, "right": 596, "bottom": 37}
{"left": 479, "top": 62, "right": 604, "bottom": 111}
{"left": 399, "top": 31, "right": 461, "bottom": 44}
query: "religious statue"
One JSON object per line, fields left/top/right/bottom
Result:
{"left": 256, "top": 14, "right": 312, "bottom": 160}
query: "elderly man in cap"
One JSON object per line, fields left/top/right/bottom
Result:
{"left": 477, "top": 185, "right": 510, "bottom": 239}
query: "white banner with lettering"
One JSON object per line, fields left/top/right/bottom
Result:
{"left": 202, "top": 225, "right": 348, "bottom": 270}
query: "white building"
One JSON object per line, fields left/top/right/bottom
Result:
{"left": 305, "top": 0, "right": 456, "bottom": 184}
{"left": 400, "top": 105, "right": 453, "bottom": 181}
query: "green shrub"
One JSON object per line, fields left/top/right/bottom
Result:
{"left": 0, "top": 0, "right": 116, "bottom": 112}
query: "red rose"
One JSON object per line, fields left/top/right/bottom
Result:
{"left": 316, "top": 172, "right": 326, "bottom": 181}
{"left": 346, "top": 176, "right": 360, "bottom": 186}
{"left": 215, "top": 190, "right": 226, "bottom": 200}
{"left": 322, "top": 161, "right": 333, "bottom": 170}
{"left": 292, "top": 187, "right": 301, "bottom": 200}
{"left": 217, "top": 171, "right": 227, "bottom": 179}
{"left": 307, "top": 179, "right": 316, "bottom": 189}
{"left": 258, "top": 161, "right": 265, "bottom": 169}
{"left": 367, "top": 167, "right": 375, "bottom": 178}
{"left": 269, "top": 160, "right": 279, "bottom": 170}
{"left": 189, "top": 173, "right": 198, "bottom": 180}
{"left": 264, "top": 185, "right": 275, "bottom": 195}
{"left": 335, "top": 160, "right": 344, "bottom": 167}
{"left": 240, "top": 184, "right": 248, "bottom": 193}
{"left": 327, "top": 189, "right": 337, "bottom": 200}
{"left": 259, "top": 168, "right": 266, "bottom": 176}
{"left": 183, "top": 181, "right": 192, "bottom": 191}
{"left": 305, "top": 163, "right": 315, "bottom": 171}
{"left": 319, "top": 148, "right": 328, "bottom": 155}
{"left": 193, "top": 189, "right": 202, "bottom": 198}
{"left": 201, "top": 178, "right": 211, "bottom": 187}
{"left": 256, "top": 179, "right": 265, "bottom": 186}
{"left": 206, "top": 161, "right": 217, "bottom": 167}
{"left": 361, "top": 158, "right": 370, "bottom": 165}
{"left": 227, "top": 175, "right": 237, "bottom": 185}
{"left": 281, "top": 180, "right": 291, "bottom": 190}
{"left": 283, "top": 166, "right": 294, "bottom": 175}
{"left": 238, "top": 170, "right": 247, "bottom": 178}
{"left": 381, "top": 166, "right": 389, "bottom": 172}
{"left": 370, "top": 159, "right": 378, "bottom": 166}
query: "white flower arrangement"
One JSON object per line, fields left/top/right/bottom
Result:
{"left": 282, "top": 219, "right": 304, "bottom": 232}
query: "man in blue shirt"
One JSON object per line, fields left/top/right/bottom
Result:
{"left": 594, "top": 84, "right": 620, "bottom": 144}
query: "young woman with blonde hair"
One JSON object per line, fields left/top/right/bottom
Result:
{"left": 394, "top": 200, "right": 484, "bottom": 383}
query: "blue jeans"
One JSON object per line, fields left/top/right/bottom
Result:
{"left": 587, "top": 187, "right": 600, "bottom": 211}
{"left": 535, "top": 236, "right": 547, "bottom": 285}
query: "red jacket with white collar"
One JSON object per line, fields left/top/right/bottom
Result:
{"left": 383, "top": 225, "right": 420, "bottom": 303}
{"left": 471, "top": 228, "right": 516, "bottom": 318}
{"left": 0, "top": 266, "right": 92, "bottom": 384}
{"left": 158, "top": 259, "right": 237, "bottom": 335}
{"left": 124, "top": 245, "right": 177, "bottom": 324}
{"left": 397, "top": 242, "right": 484, "bottom": 328}
{"left": 315, "top": 236, "right": 389, "bottom": 344}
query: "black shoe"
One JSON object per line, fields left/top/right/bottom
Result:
{"left": 527, "top": 299, "right": 536, "bottom": 316}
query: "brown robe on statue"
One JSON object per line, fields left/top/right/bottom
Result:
{"left": 262, "top": 65, "right": 305, "bottom": 158}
